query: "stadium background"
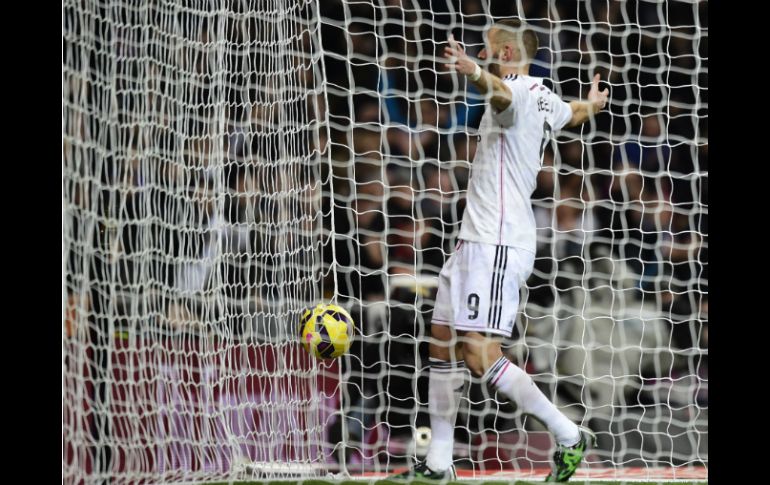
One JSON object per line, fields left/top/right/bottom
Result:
{"left": 63, "top": 0, "right": 707, "bottom": 482}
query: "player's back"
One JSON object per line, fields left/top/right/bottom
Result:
{"left": 459, "top": 74, "right": 572, "bottom": 253}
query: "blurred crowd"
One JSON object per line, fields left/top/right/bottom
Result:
{"left": 63, "top": 0, "right": 707, "bottom": 468}
{"left": 315, "top": 0, "right": 707, "bottom": 465}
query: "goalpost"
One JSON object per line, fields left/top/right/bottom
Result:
{"left": 63, "top": 0, "right": 707, "bottom": 483}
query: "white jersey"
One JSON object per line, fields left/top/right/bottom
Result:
{"left": 458, "top": 74, "right": 572, "bottom": 254}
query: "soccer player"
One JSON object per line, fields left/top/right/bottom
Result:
{"left": 393, "top": 19, "right": 609, "bottom": 482}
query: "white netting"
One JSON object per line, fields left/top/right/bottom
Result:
{"left": 319, "top": 0, "right": 707, "bottom": 478}
{"left": 63, "top": 1, "right": 333, "bottom": 483}
{"left": 63, "top": 0, "right": 708, "bottom": 483}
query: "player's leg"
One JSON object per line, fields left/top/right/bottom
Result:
{"left": 462, "top": 331, "right": 593, "bottom": 482}
{"left": 392, "top": 249, "right": 466, "bottom": 479}
{"left": 461, "top": 245, "right": 593, "bottom": 482}
{"left": 423, "top": 323, "right": 466, "bottom": 475}
{"left": 462, "top": 330, "right": 580, "bottom": 444}
{"left": 402, "top": 240, "right": 504, "bottom": 477}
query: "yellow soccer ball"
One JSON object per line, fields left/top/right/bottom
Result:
{"left": 300, "top": 303, "right": 355, "bottom": 359}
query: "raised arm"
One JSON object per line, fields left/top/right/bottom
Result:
{"left": 443, "top": 35, "right": 512, "bottom": 113}
{"left": 566, "top": 73, "right": 609, "bottom": 128}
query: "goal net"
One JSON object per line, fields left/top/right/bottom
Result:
{"left": 63, "top": 1, "right": 333, "bottom": 483}
{"left": 62, "top": 0, "right": 707, "bottom": 483}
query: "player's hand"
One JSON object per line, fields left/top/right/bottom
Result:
{"left": 443, "top": 34, "right": 478, "bottom": 77}
{"left": 588, "top": 73, "right": 609, "bottom": 112}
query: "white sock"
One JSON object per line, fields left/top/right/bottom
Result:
{"left": 483, "top": 356, "right": 580, "bottom": 446}
{"left": 425, "top": 358, "right": 467, "bottom": 472}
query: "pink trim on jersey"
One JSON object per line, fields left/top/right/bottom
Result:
{"left": 498, "top": 131, "right": 504, "bottom": 245}
{"left": 529, "top": 83, "right": 538, "bottom": 90}
{"left": 491, "top": 361, "right": 511, "bottom": 387}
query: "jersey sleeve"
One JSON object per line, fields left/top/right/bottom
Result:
{"left": 550, "top": 92, "right": 573, "bottom": 131}
{"left": 490, "top": 78, "right": 528, "bottom": 128}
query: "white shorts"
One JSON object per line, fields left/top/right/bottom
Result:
{"left": 432, "top": 240, "right": 535, "bottom": 337}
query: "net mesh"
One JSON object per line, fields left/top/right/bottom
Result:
{"left": 63, "top": 1, "right": 708, "bottom": 482}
